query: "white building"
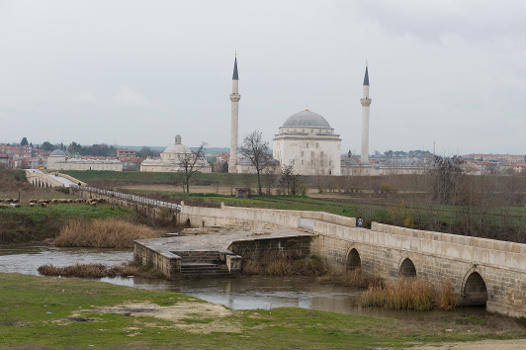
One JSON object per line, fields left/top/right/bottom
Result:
{"left": 47, "top": 150, "right": 123, "bottom": 171}
{"left": 273, "top": 108, "right": 341, "bottom": 176}
{"left": 140, "top": 135, "right": 211, "bottom": 173}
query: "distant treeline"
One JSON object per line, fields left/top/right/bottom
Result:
{"left": 36, "top": 141, "right": 160, "bottom": 158}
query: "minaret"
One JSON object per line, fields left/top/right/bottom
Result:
{"left": 360, "top": 64, "right": 371, "bottom": 164}
{"left": 229, "top": 55, "right": 240, "bottom": 173}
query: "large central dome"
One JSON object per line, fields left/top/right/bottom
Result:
{"left": 282, "top": 109, "right": 331, "bottom": 129}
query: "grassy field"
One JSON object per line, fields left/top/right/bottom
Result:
{"left": 0, "top": 273, "right": 523, "bottom": 349}
{"left": 0, "top": 204, "right": 137, "bottom": 243}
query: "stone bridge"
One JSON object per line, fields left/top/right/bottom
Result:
{"left": 51, "top": 186, "right": 525, "bottom": 318}
{"left": 25, "top": 169, "right": 86, "bottom": 188}
{"left": 178, "top": 203, "right": 525, "bottom": 318}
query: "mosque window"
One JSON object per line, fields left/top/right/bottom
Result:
{"left": 301, "top": 151, "right": 304, "bottom": 157}
{"left": 316, "top": 143, "right": 319, "bottom": 148}
{"left": 306, "top": 143, "right": 309, "bottom": 148}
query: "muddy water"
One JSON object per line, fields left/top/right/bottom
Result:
{"left": 0, "top": 245, "right": 491, "bottom": 321}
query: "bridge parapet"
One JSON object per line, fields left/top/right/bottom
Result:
{"left": 370, "top": 222, "right": 525, "bottom": 272}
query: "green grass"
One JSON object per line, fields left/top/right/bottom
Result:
{"left": 0, "top": 204, "right": 137, "bottom": 243}
{"left": 129, "top": 189, "right": 524, "bottom": 230}
{"left": 0, "top": 273, "right": 523, "bottom": 349}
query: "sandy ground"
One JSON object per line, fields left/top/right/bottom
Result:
{"left": 83, "top": 301, "right": 240, "bottom": 334}
{"left": 410, "top": 338, "right": 526, "bottom": 350}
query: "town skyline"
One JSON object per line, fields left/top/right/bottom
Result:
{"left": 0, "top": 1, "right": 524, "bottom": 155}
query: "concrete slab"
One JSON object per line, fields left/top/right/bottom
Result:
{"left": 136, "top": 228, "right": 314, "bottom": 256}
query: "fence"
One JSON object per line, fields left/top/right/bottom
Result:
{"left": 72, "top": 185, "right": 182, "bottom": 211}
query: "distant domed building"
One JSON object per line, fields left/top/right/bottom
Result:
{"left": 273, "top": 108, "right": 341, "bottom": 176}
{"left": 140, "top": 135, "right": 211, "bottom": 173}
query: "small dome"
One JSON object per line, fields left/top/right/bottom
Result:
{"left": 283, "top": 109, "right": 331, "bottom": 129}
{"left": 162, "top": 136, "right": 191, "bottom": 154}
{"left": 49, "top": 149, "right": 66, "bottom": 156}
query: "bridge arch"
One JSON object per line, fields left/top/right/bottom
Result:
{"left": 462, "top": 269, "right": 488, "bottom": 306}
{"left": 399, "top": 257, "right": 417, "bottom": 277}
{"left": 346, "top": 248, "right": 361, "bottom": 270}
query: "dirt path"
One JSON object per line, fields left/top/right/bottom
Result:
{"left": 411, "top": 338, "right": 525, "bottom": 350}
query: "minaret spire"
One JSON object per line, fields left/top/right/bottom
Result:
{"left": 229, "top": 54, "right": 241, "bottom": 173}
{"left": 232, "top": 55, "right": 239, "bottom": 80}
{"left": 360, "top": 62, "right": 372, "bottom": 164}
{"left": 363, "top": 65, "right": 369, "bottom": 86}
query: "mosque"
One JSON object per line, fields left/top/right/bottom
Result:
{"left": 229, "top": 56, "right": 371, "bottom": 176}
{"left": 139, "top": 56, "right": 373, "bottom": 176}
{"left": 140, "top": 135, "right": 211, "bottom": 173}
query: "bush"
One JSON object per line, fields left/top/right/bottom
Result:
{"left": 360, "top": 278, "right": 456, "bottom": 311}
{"left": 55, "top": 218, "right": 160, "bottom": 248}
{"left": 38, "top": 262, "right": 163, "bottom": 279}
{"left": 242, "top": 255, "right": 328, "bottom": 276}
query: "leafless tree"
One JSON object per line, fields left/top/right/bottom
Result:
{"left": 430, "top": 155, "right": 464, "bottom": 204}
{"left": 263, "top": 161, "right": 279, "bottom": 195}
{"left": 240, "top": 131, "right": 271, "bottom": 195}
{"left": 279, "top": 165, "right": 300, "bottom": 195}
{"left": 177, "top": 143, "right": 206, "bottom": 193}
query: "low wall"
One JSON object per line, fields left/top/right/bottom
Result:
{"left": 134, "top": 242, "right": 181, "bottom": 279}
{"left": 228, "top": 236, "right": 313, "bottom": 260}
{"left": 180, "top": 202, "right": 355, "bottom": 230}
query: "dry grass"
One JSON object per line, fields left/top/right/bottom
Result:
{"left": 54, "top": 218, "right": 160, "bottom": 248}
{"left": 318, "top": 269, "right": 383, "bottom": 289}
{"left": 38, "top": 264, "right": 109, "bottom": 278}
{"left": 38, "top": 262, "right": 163, "bottom": 279}
{"left": 242, "top": 256, "right": 328, "bottom": 276}
{"left": 360, "top": 278, "right": 456, "bottom": 311}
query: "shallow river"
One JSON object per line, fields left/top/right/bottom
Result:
{"left": 0, "top": 245, "right": 490, "bottom": 321}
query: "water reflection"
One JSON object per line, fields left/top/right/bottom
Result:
{"left": 0, "top": 245, "right": 489, "bottom": 321}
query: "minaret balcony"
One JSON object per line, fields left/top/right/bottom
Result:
{"left": 230, "top": 93, "right": 241, "bottom": 102}
{"left": 360, "top": 97, "right": 371, "bottom": 106}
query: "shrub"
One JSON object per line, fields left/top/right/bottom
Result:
{"left": 360, "top": 278, "right": 456, "bottom": 311}
{"left": 55, "top": 218, "right": 160, "bottom": 248}
{"left": 38, "top": 262, "right": 163, "bottom": 279}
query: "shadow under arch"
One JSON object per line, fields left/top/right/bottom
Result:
{"left": 346, "top": 248, "right": 361, "bottom": 270}
{"left": 399, "top": 258, "right": 416, "bottom": 277}
{"left": 462, "top": 271, "right": 488, "bottom": 306}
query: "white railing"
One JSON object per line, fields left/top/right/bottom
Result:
{"left": 72, "top": 185, "right": 182, "bottom": 211}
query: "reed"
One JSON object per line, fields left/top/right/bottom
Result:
{"left": 38, "top": 262, "right": 162, "bottom": 279}
{"left": 360, "top": 278, "right": 456, "bottom": 311}
{"left": 242, "top": 255, "right": 328, "bottom": 277}
{"left": 54, "top": 218, "right": 160, "bottom": 248}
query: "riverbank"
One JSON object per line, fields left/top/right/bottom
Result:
{"left": 0, "top": 204, "right": 138, "bottom": 243}
{"left": 0, "top": 272, "right": 524, "bottom": 349}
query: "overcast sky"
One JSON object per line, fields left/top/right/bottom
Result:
{"left": 0, "top": 0, "right": 524, "bottom": 155}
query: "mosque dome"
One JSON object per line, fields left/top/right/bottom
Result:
{"left": 49, "top": 149, "right": 66, "bottom": 156}
{"left": 282, "top": 109, "right": 331, "bottom": 129}
{"left": 162, "top": 135, "right": 191, "bottom": 154}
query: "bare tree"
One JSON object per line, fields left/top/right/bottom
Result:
{"left": 263, "top": 161, "right": 279, "bottom": 195}
{"left": 279, "top": 165, "right": 300, "bottom": 195}
{"left": 240, "top": 131, "right": 271, "bottom": 195}
{"left": 177, "top": 143, "right": 206, "bottom": 193}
